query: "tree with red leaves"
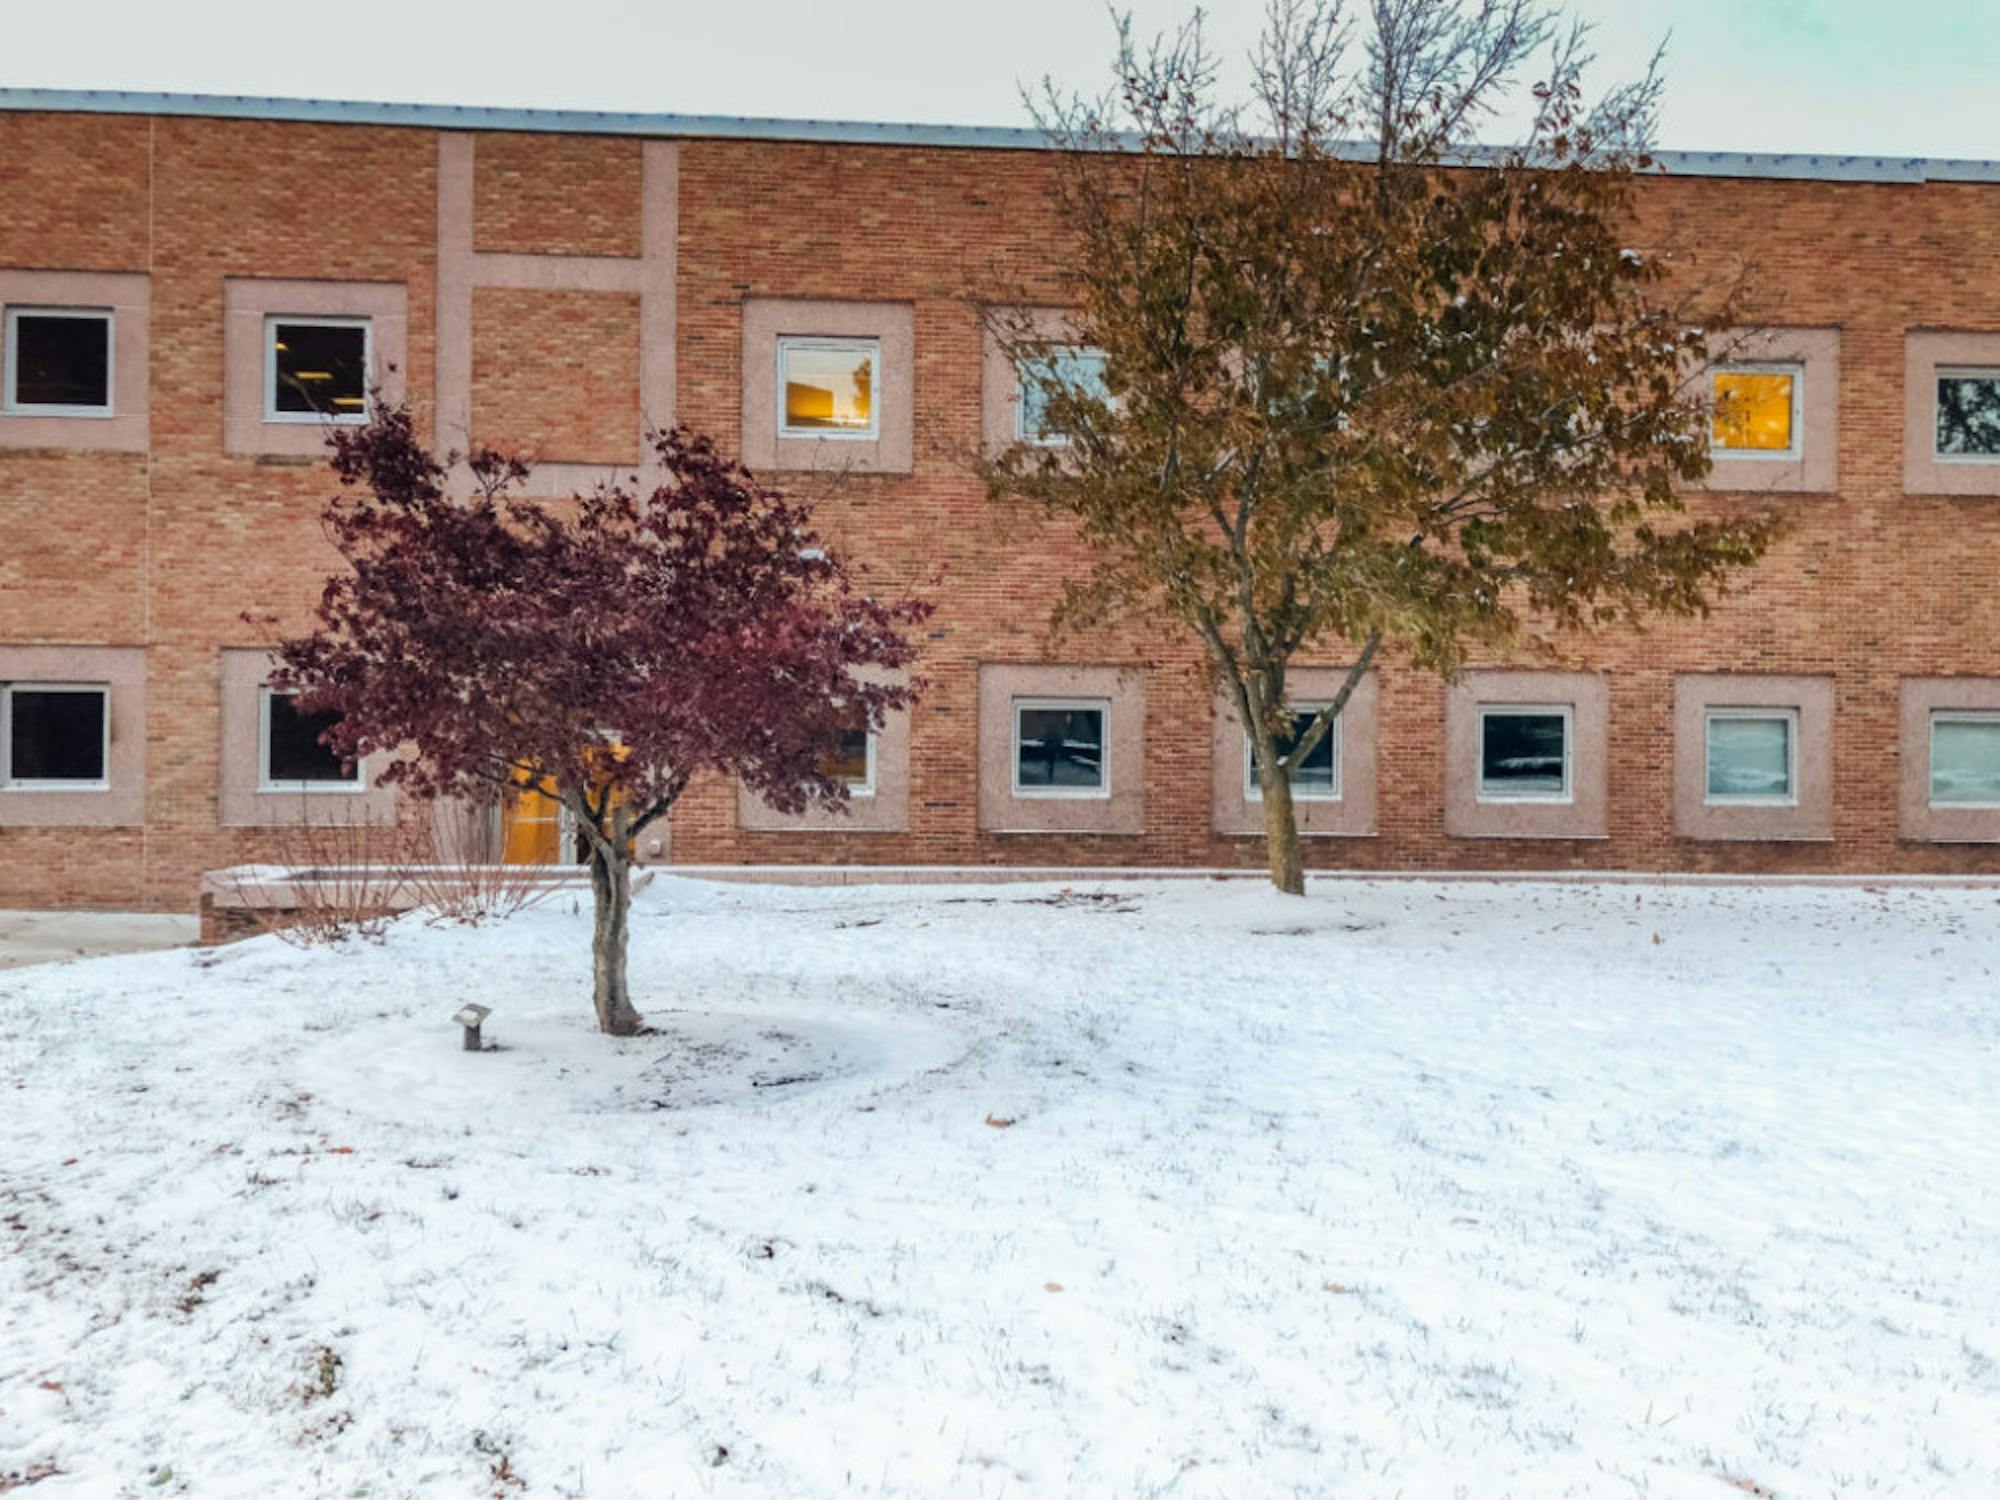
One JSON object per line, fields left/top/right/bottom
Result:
{"left": 271, "top": 406, "right": 931, "bottom": 1035}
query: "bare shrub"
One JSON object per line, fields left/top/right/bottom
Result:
{"left": 400, "top": 794, "right": 561, "bottom": 928}
{"left": 216, "top": 795, "right": 564, "bottom": 947}
{"left": 218, "top": 803, "right": 415, "bottom": 948}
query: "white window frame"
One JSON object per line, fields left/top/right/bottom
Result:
{"left": 776, "top": 335, "right": 881, "bottom": 441}
{"left": 257, "top": 686, "right": 364, "bottom": 794}
{"left": 1476, "top": 703, "right": 1573, "bottom": 804}
{"left": 1244, "top": 703, "right": 1341, "bottom": 802}
{"left": 1932, "top": 366, "right": 2000, "bottom": 464}
{"left": 264, "top": 314, "right": 372, "bottom": 426}
{"left": 1928, "top": 709, "right": 2000, "bottom": 809}
{"left": 1015, "top": 344, "right": 1108, "bottom": 447}
{"left": 1702, "top": 706, "right": 1799, "bottom": 807}
{"left": 0, "top": 682, "right": 111, "bottom": 792}
{"left": 2, "top": 306, "right": 114, "bottom": 418}
{"left": 1708, "top": 361, "right": 1804, "bottom": 462}
{"left": 1011, "top": 696, "right": 1111, "bottom": 800}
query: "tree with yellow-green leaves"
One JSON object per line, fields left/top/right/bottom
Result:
{"left": 982, "top": 1, "right": 1781, "bottom": 894}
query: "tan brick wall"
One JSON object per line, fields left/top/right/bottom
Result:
{"left": 470, "top": 286, "right": 641, "bottom": 461}
{"left": 2, "top": 111, "right": 1999, "bottom": 910}
{"left": 0, "top": 112, "right": 153, "bottom": 270}
{"left": 0, "top": 115, "right": 440, "bottom": 910}
{"left": 665, "top": 139, "right": 2000, "bottom": 881}
{"left": 472, "top": 131, "right": 643, "bottom": 257}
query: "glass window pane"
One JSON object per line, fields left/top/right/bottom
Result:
{"left": 1016, "top": 705, "right": 1105, "bottom": 790}
{"left": 1480, "top": 712, "right": 1567, "bottom": 796}
{"left": 818, "top": 727, "right": 871, "bottom": 789}
{"left": 272, "top": 321, "right": 368, "bottom": 418}
{"left": 8, "top": 688, "right": 105, "bottom": 782}
{"left": 265, "top": 693, "right": 354, "bottom": 784}
{"left": 782, "top": 341, "right": 875, "bottom": 433}
{"left": 1019, "top": 347, "right": 1109, "bottom": 442}
{"left": 1250, "top": 709, "right": 1338, "bottom": 798}
{"left": 1930, "top": 717, "right": 2000, "bottom": 805}
{"left": 1706, "top": 715, "right": 1792, "bottom": 799}
{"left": 1936, "top": 374, "right": 2000, "bottom": 457}
{"left": 10, "top": 312, "right": 110, "bottom": 409}
{"left": 1712, "top": 370, "right": 1794, "bottom": 452}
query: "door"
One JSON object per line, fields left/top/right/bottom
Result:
{"left": 498, "top": 767, "right": 564, "bottom": 865}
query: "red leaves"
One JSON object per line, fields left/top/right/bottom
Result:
{"left": 274, "top": 412, "right": 931, "bottom": 832}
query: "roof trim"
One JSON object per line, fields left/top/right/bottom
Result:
{"left": 5, "top": 87, "right": 2000, "bottom": 184}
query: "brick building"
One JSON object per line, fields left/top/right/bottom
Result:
{"left": 3, "top": 89, "right": 1999, "bottom": 911}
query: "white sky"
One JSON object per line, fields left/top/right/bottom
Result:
{"left": 5, "top": 0, "right": 1999, "bottom": 160}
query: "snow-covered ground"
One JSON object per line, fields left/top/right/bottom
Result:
{"left": 2, "top": 877, "right": 1996, "bottom": 1498}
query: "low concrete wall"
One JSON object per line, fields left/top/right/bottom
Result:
{"left": 197, "top": 864, "right": 621, "bottom": 945}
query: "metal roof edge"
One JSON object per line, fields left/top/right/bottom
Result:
{"left": 4, "top": 87, "right": 1999, "bottom": 184}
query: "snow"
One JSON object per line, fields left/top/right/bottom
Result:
{"left": 3, "top": 876, "right": 1998, "bottom": 1498}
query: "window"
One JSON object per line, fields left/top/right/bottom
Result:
{"left": 1710, "top": 365, "right": 1800, "bottom": 457}
{"left": 1013, "top": 699, "right": 1109, "bottom": 797}
{"left": 259, "top": 689, "right": 359, "bottom": 791}
{"left": 778, "top": 337, "right": 878, "bottom": 438}
{"left": 819, "top": 726, "right": 875, "bottom": 798}
{"left": 3, "top": 308, "right": 112, "bottom": 416}
{"left": 1935, "top": 369, "right": 2000, "bottom": 460}
{"left": 1245, "top": 706, "right": 1339, "bottom": 801}
{"left": 1, "top": 684, "right": 108, "bottom": 789}
{"left": 266, "top": 316, "right": 370, "bottom": 423}
{"left": 1930, "top": 712, "right": 2000, "bottom": 807}
{"left": 1477, "top": 707, "right": 1571, "bottom": 802}
{"left": 1017, "top": 346, "right": 1109, "bottom": 445}
{"left": 1704, "top": 709, "right": 1796, "bottom": 804}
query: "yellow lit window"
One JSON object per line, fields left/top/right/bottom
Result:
{"left": 779, "top": 338, "right": 877, "bottom": 437}
{"left": 266, "top": 315, "right": 370, "bottom": 424}
{"left": 1712, "top": 369, "right": 1796, "bottom": 453}
{"left": 818, "top": 728, "right": 872, "bottom": 791}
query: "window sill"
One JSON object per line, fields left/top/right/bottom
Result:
{"left": 1220, "top": 829, "right": 1376, "bottom": 840}
{"left": 1449, "top": 831, "right": 1611, "bottom": 841}
{"left": 1682, "top": 832, "right": 1834, "bottom": 843}
{"left": 987, "top": 827, "right": 1143, "bottom": 837}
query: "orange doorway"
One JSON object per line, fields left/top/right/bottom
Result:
{"left": 496, "top": 756, "right": 638, "bottom": 865}
{"left": 499, "top": 768, "right": 565, "bottom": 865}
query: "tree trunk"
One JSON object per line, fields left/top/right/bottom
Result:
{"left": 1253, "top": 743, "right": 1306, "bottom": 897}
{"left": 587, "top": 840, "right": 641, "bottom": 1036}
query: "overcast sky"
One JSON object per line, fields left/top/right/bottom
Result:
{"left": 6, "top": 0, "right": 1999, "bottom": 161}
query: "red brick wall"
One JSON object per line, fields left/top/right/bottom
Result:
{"left": 2, "top": 109, "right": 1998, "bottom": 910}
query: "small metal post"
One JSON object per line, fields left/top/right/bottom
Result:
{"left": 453, "top": 1003, "right": 492, "bottom": 1052}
